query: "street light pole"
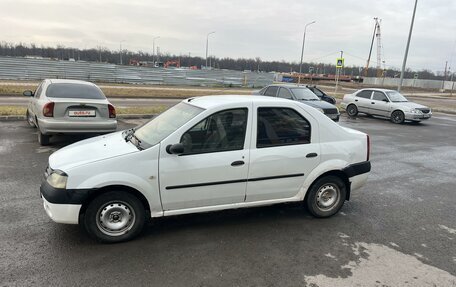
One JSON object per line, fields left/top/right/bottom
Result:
{"left": 119, "top": 40, "right": 125, "bottom": 65}
{"left": 298, "top": 21, "right": 316, "bottom": 85}
{"left": 205, "top": 31, "right": 215, "bottom": 69}
{"left": 398, "top": 0, "right": 418, "bottom": 92}
{"left": 152, "top": 36, "right": 160, "bottom": 66}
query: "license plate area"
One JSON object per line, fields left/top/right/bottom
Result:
{"left": 69, "top": 110, "right": 96, "bottom": 117}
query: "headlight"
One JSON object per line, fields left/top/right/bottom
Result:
{"left": 316, "top": 108, "right": 324, "bottom": 113}
{"left": 410, "top": 109, "right": 422, "bottom": 114}
{"left": 46, "top": 170, "right": 68, "bottom": 189}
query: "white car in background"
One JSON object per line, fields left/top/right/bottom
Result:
{"left": 341, "top": 88, "right": 432, "bottom": 124}
{"left": 40, "top": 95, "right": 371, "bottom": 243}
{"left": 24, "top": 79, "right": 117, "bottom": 145}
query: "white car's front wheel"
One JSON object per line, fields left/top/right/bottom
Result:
{"left": 306, "top": 175, "right": 347, "bottom": 218}
{"left": 391, "top": 110, "right": 405, "bottom": 124}
{"left": 83, "top": 191, "right": 146, "bottom": 243}
{"left": 26, "top": 110, "right": 36, "bottom": 128}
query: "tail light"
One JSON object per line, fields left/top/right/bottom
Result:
{"left": 108, "top": 104, "right": 116, "bottom": 118}
{"left": 43, "top": 102, "right": 54, "bottom": 117}
{"left": 366, "top": 134, "right": 371, "bottom": 161}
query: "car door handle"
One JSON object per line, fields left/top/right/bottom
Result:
{"left": 355, "top": 99, "right": 358, "bottom": 102}
{"left": 231, "top": 160, "right": 245, "bottom": 166}
{"left": 371, "top": 102, "right": 375, "bottom": 104}
{"left": 306, "top": 153, "right": 318, "bottom": 158}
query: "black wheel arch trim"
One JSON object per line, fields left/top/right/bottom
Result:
{"left": 342, "top": 161, "right": 371, "bottom": 178}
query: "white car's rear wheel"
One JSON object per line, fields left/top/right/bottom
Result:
{"left": 306, "top": 175, "right": 346, "bottom": 217}
{"left": 84, "top": 191, "right": 146, "bottom": 243}
{"left": 346, "top": 104, "right": 358, "bottom": 117}
{"left": 37, "top": 130, "right": 50, "bottom": 146}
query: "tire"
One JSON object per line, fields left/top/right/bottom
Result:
{"left": 346, "top": 104, "right": 358, "bottom": 117}
{"left": 391, "top": 110, "right": 405, "bottom": 124}
{"left": 83, "top": 191, "right": 146, "bottom": 243}
{"left": 26, "top": 110, "right": 36, "bottom": 128}
{"left": 37, "top": 130, "right": 50, "bottom": 146}
{"left": 306, "top": 175, "right": 347, "bottom": 218}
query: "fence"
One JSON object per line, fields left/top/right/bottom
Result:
{"left": 0, "top": 56, "right": 274, "bottom": 88}
{"left": 363, "top": 77, "right": 456, "bottom": 91}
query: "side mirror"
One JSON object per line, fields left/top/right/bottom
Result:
{"left": 23, "top": 90, "right": 34, "bottom": 97}
{"left": 166, "top": 143, "right": 184, "bottom": 155}
{"left": 382, "top": 99, "right": 389, "bottom": 102}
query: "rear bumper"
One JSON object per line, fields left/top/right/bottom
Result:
{"left": 342, "top": 161, "right": 371, "bottom": 192}
{"left": 37, "top": 117, "right": 117, "bottom": 135}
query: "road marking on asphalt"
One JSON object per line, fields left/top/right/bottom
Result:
{"left": 304, "top": 242, "right": 456, "bottom": 287}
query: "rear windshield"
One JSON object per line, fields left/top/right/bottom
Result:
{"left": 46, "top": 83, "right": 106, "bottom": 99}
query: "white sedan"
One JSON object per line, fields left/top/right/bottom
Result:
{"left": 40, "top": 95, "right": 371, "bottom": 243}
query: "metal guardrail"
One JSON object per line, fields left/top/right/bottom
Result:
{"left": 0, "top": 56, "right": 274, "bottom": 88}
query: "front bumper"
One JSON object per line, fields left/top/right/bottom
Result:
{"left": 404, "top": 112, "right": 432, "bottom": 121}
{"left": 37, "top": 117, "right": 117, "bottom": 135}
{"left": 40, "top": 179, "right": 94, "bottom": 224}
{"left": 325, "top": 113, "right": 340, "bottom": 122}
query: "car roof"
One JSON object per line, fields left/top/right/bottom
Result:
{"left": 46, "top": 79, "right": 97, "bottom": 86}
{"left": 266, "top": 83, "right": 310, "bottom": 89}
{"left": 358, "top": 88, "right": 396, "bottom": 93}
{"left": 184, "top": 95, "right": 296, "bottom": 110}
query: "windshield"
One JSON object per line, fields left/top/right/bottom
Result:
{"left": 386, "top": 91, "right": 408, "bottom": 102}
{"left": 46, "top": 83, "right": 106, "bottom": 99}
{"left": 290, "top": 88, "right": 320, "bottom": 101}
{"left": 134, "top": 102, "right": 204, "bottom": 148}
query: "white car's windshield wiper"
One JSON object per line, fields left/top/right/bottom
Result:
{"left": 124, "top": 128, "right": 144, "bottom": 150}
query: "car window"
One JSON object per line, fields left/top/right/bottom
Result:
{"left": 258, "top": 87, "right": 267, "bottom": 95}
{"left": 290, "top": 88, "right": 320, "bottom": 101}
{"left": 278, "top": 87, "right": 293, "bottom": 100}
{"left": 46, "top": 83, "right": 106, "bottom": 99}
{"left": 180, "top": 108, "right": 248, "bottom": 155}
{"left": 310, "top": 88, "right": 324, "bottom": 97}
{"left": 356, "top": 90, "right": 373, "bottom": 99}
{"left": 264, "top": 86, "right": 279, "bottom": 97}
{"left": 34, "top": 82, "right": 44, "bottom": 99}
{"left": 372, "top": 91, "right": 388, "bottom": 101}
{"left": 257, "top": 107, "right": 311, "bottom": 148}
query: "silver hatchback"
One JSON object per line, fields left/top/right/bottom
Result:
{"left": 24, "top": 79, "right": 117, "bottom": 145}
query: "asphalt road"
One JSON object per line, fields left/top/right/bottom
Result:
{"left": 1, "top": 114, "right": 456, "bottom": 286}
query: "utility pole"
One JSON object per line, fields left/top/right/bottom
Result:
{"left": 152, "top": 36, "right": 160, "bottom": 66}
{"left": 398, "top": 0, "right": 418, "bottom": 92}
{"left": 205, "top": 31, "right": 215, "bottom": 69}
{"left": 298, "top": 20, "right": 316, "bottom": 85}
{"left": 119, "top": 40, "right": 125, "bottom": 65}
{"left": 442, "top": 61, "right": 448, "bottom": 90}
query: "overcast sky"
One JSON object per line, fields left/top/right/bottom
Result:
{"left": 1, "top": 0, "right": 455, "bottom": 72}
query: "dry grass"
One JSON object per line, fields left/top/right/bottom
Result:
{"left": 0, "top": 106, "right": 27, "bottom": 116}
{"left": 116, "top": 106, "right": 168, "bottom": 115}
{"left": 0, "top": 105, "right": 167, "bottom": 116}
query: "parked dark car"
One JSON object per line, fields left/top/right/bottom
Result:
{"left": 256, "top": 84, "right": 340, "bottom": 122}
{"left": 307, "top": 86, "right": 337, "bottom": 105}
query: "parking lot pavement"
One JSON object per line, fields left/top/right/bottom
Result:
{"left": 1, "top": 114, "right": 455, "bottom": 286}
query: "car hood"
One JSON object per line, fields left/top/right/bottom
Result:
{"left": 392, "top": 101, "right": 428, "bottom": 110}
{"left": 49, "top": 131, "right": 139, "bottom": 171}
{"left": 300, "top": 100, "right": 337, "bottom": 109}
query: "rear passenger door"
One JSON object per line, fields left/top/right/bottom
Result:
{"left": 245, "top": 104, "right": 320, "bottom": 202}
{"left": 355, "top": 90, "right": 373, "bottom": 114}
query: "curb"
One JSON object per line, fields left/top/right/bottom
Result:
{"left": 0, "top": 114, "right": 156, "bottom": 122}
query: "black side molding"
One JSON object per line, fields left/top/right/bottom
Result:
{"left": 342, "top": 161, "right": 371, "bottom": 178}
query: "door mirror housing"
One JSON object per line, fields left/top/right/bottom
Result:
{"left": 23, "top": 90, "right": 34, "bottom": 97}
{"left": 382, "top": 98, "right": 389, "bottom": 102}
{"left": 166, "top": 143, "right": 184, "bottom": 155}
